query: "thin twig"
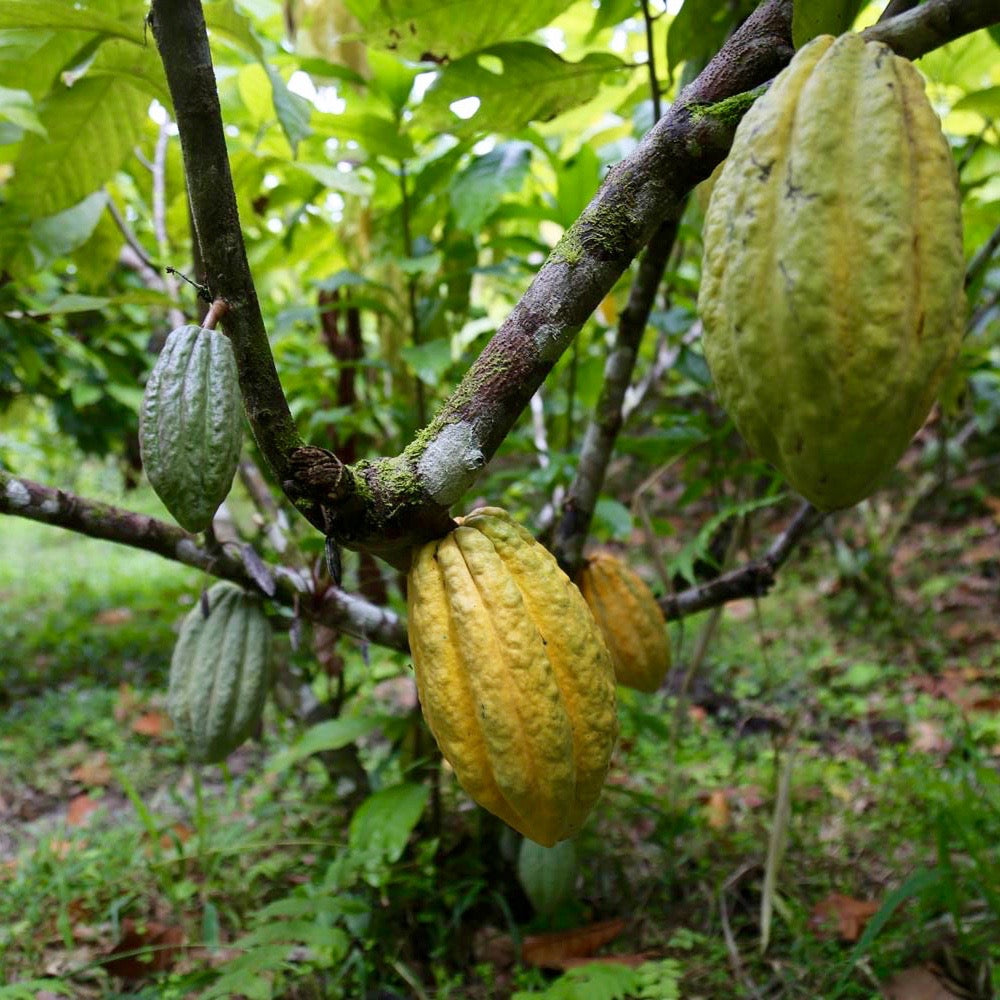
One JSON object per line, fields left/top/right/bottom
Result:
{"left": 0, "top": 469, "right": 408, "bottom": 651}
{"left": 398, "top": 160, "right": 427, "bottom": 428}
{"left": 719, "top": 864, "right": 765, "bottom": 1000}
{"left": 640, "top": 0, "right": 663, "bottom": 123}
{"left": 106, "top": 193, "right": 157, "bottom": 271}
{"left": 660, "top": 502, "right": 823, "bottom": 620}
{"left": 966, "top": 219, "right": 1000, "bottom": 290}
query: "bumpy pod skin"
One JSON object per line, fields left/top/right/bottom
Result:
{"left": 140, "top": 325, "right": 243, "bottom": 532}
{"left": 167, "top": 582, "right": 272, "bottom": 763}
{"left": 578, "top": 552, "right": 671, "bottom": 693}
{"left": 698, "top": 34, "right": 965, "bottom": 511}
{"left": 407, "top": 507, "right": 618, "bottom": 846}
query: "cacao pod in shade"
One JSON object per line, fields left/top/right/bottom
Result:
{"left": 407, "top": 507, "right": 618, "bottom": 847}
{"left": 578, "top": 551, "right": 670, "bottom": 693}
{"left": 167, "top": 582, "right": 272, "bottom": 763}
{"left": 140, "top": 324, "right": 243, "bottom": 532}
{"left": 698, "top": 33, "right": 965, "bottom": 511}
{"left": 517, "top": 836, "right": 578, "bottom": 917}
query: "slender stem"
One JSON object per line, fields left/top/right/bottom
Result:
{"left": 640, "top": 0, "right": 663, "bottom": 123}
{"left": 398, "top": 160, "right": 427, "bottom": 428}
{"left": 552, "top": 221, "right": 678, "bottom": 573}
{"left": 966, "top": 220, "right": 1000, "bottom": 290}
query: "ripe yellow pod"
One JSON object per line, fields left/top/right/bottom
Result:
{"left": 407, "top": 507, "right": 618, "bottom": 846}
{"left": 578, "top": 552, "right": 670, "bottom": 693}
{"left": 699, "top": 33, "right": 965, "bottom": 510}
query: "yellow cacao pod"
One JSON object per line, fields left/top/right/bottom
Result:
{"left": 698, "top": 33, "right": 965, "bottom": 511}
{"left": 578, "top": 552, "right": 670, "bottom": 693}
{"left": 407, "top": 507, "right": 618, "bottom": 846}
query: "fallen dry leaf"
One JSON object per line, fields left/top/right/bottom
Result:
{"left": 882, "top": 966, "right": 961, "bottom": 1000}
{"left": 70, "top": 751, "right": 112, "bottom": 787}
{"left": 909, "top": 720, "right": 951, "bottom": 755}
{"left": 522, "top": 918, "right": 627, "bottom": 969}
{"left": 705, "top": 790, "right": 730, "bottom": 830}
{"left": 93, "top": 607, "right": 134, "bottom": 627}
{"left": 958, "top": 539, "right": 999, "bottom": 567}
{"left": 48, "top": 838, "right": 87, "bottom": 859}
{"left": 103, "top": 918, "right": 183, "bottom": 980}
{"left": 158, "top": 823, "right": 194, "bottom": 849}
{"left": 66, "top": 794, "right": 100, "bottom": 828}
{"left": 726, "top": 598, "right": 755, "bottom": 621}
{"left": 808, "top": 892, "right": 880, "bottom": 942}
{"left": 114, "top": 683, "right": 142, "bottom": 723}
{"left": 688, "top": 703, "right": 708, "bottom": 723}
{"left": 472, "top": 925, "right": 517, "bottom": 968}
{"left": 132, "top": 711, "right": 171, "bottom": 738}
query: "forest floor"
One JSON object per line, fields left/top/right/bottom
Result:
{"left": 1, "top": 467, "right": 999, "bottom": 999}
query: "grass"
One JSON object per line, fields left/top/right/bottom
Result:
{"left": 1, "top": 471, "right": 998, "bottom": 998}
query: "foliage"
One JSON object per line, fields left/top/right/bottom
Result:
{"left": 1, "top": 0, "right": 999, "bottom": 996}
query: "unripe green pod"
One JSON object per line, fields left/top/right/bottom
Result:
{"left": 140, "top": 325, "right": 242, "bottom": 532}
{"left": 167, "top": 582, "right": 272, "bottom": 763}
{"left": 517, "top": 837, "right": 578, "bottom": 916}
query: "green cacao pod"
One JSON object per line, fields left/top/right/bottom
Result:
{"left": 140, "top": 325, "right": 243, "bottom": 532}
{"left": 407, "top": 507, "right": 618, "bottom": 846}
{"left": 517, "top": 836, "right": 578, "bottom": 917}
{"left": 167, "top": 582, "right": 272, "bottom": 763}
{"left": 578, "top": 551, "right": 671, "bottom": 693}
{"left": 698, "top": 33, "right": 965, "bottom": 511}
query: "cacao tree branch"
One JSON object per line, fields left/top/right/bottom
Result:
{"left": 660, "top": 502, "right": 823, "bottom": 620}
{"left": 862, "top": 0, "right": 999, "bottom": 58}
{"left": 878, "top": 0, "right": 919, "bottom": 24}
{"left": 551, "top": 220, "right": 678, "bottom": 575}
{"left": 147, "top": 0, "right": 313, "bottom": 524}
{"left": 0, "top": 469, "right": 408, "bottom": 651}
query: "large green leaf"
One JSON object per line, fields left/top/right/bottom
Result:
{"left": 8, "top": 76, "right": 149, "bottom": 218}
{"left": 343, "top": 0, "right": 578, "bottom": 62}
{"left": 0, "top": 0, "right": 144, "bottom": 43}
{"left": 450, "top": 141, "right": 533, "bottom": 231}
{"left": 314, "top": 109, "right": 414, "bottom": 160}
{"left": 348, "top": 783, "right": 429, "bottom": 865}
{"left": 417, "top": 43, "right": 627, "bottom": 136}
{"left": 29, "top": 192, "right": 108, "bottom": 264}
{"left": 0, "top": 29, "right": 97, "bottom": 99}
{"left": 205, "top": 0, "right": 312, "bottom": 152}
{"left": 791, "top": 0, "right": 867, "bottom": 48}
{"left": 952, "top": 86, "right": 1000, "bottom": 120}
{"left": 84, "top": 37, "right": 171, "bottom": 105}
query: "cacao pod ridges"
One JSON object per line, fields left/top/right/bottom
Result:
{"left": 167, "top": 582, "right": 272, "bottom": 763}
{"left": 139, "top": 324, "right": 243, "bottom": 532}
{"left": 578, "top": 551, "right": 670, "bottom": 694}
{"left": 407, "top": 507, "right": 618, "bottom": 846}
{"left": 698, "top": 33, "right": 965, "bottom": 511}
